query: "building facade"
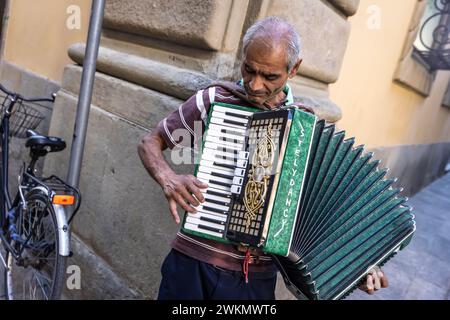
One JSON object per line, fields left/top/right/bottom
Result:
{"left": 0, "top": 0, "right": 448, "bottom": 299}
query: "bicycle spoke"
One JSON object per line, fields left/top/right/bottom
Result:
{"left": 5, "top": 193, "right": 66, "bottom": 300}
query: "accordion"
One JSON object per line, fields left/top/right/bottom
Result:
{"left": 181, "top": 102, "right": 416, "bottom": 300}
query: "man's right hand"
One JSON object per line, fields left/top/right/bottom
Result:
{"left": 161, "top": 173, "right": 209, "bottom": 224}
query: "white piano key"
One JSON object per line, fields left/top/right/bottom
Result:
{"left": 197, "top": 172, "right": 232, "bottom": 185}
{"left": 197, "top": 201, "right": 229, "bottom": 213}
{"left": 231, "top": 185, "right": 242, "bottom": 194}
{"left": 201, "top": 186, "right": 232, "bottom": 197}
{"left": 212, "top": 110, "right": 249, "bottom": 125}
{"left": 206, "top": 159, "right": 247, "bottom": 169}
{"left": 187, "top": 212, "right": 227, "bottom": 223}
{"left": 210, "top": 117, "right": 248, "bottom": 130}
{"left": 186, "top": 216, "right": 226, "bottom": 230}
{"left": 202, "top": 147, "right": 239, "bottom": 161}
{"left": 204, "top": 141, "right": 243, "bottom": 152}
{"left": 236, "top": 159, "right": 248, "bottom": 168}
{"left": 184, "top": 222, "right": 223, "bottom": 238}
{"left": 202, "top": 193, "right": 231, "bottom": 205}
{"left": 202, "top": 141, "right": 249, "bottom": 160}
{"left": 199, "top": 161, "right": 245, "bottom": 178}
{"left": 197, "top": 177, "right": 230, "bottom": 192}
{"left": 195, "top": 205, "right": 229, "bottom": 217}
{"left": 199, "top": 160, "right": 235, "bottom": 174}
{"left": 197, "top": 172, "right": 243, "bottom": 186}
{"left": 188, "top": 211, "right": 228, "bottom": 224}
{"left": 206, "top": 135, "right": 243, "bottom": 148}
{"left": 206, "top": 128, "right": 245, "bottom": 142}
{"left": 213, "top": 105, "right": 254, "bottom": 117}
{"left": 195, "top": 206, "right": 229, "bottom": 217}
{"left": 238, "top": 151, "right": 249, "bottom": 160}
{"left": 234, "top": 167, "right": 246, "bottom": 177}
{"left": 201, "top": 149, "right": 248, "bottom": 163}
{"left": 202, "top": 152, "right": 237, "bottom": 163}
{"left": 198, "top": 165, "right": 235, "bottom": 177}
{"left": 208, "top": 123, "right": 247, "bottom": 136}
{"left": 198, "top": 192, "right": 232, "bottom": 208}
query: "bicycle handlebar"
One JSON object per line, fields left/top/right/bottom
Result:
{"left": 0, "top": 83, "right": 55, "bottom": 103}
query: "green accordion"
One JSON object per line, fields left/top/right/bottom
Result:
{"left": 181, "top": 102, "right": 416, "bottom": 300}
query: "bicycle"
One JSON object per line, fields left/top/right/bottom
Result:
{"left": 0, "top": 83, "right": 81, "bottom": 300}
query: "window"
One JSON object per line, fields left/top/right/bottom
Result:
{"left": 394, "top": 0, "right": 436, "bottom": 97}
{"left": 412, "top": 0, "right": 450, "bottom": 71}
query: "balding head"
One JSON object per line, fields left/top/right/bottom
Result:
{"left": 243, "top": 16, "right": 301, "bottom": 71}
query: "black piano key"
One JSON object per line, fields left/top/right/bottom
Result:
{"left": 211, "top": 171, "right": 234, "bottom": 180}
{"left": 221, "top": 129, "right": 245, "bottom": 136}
{"left": 198, "top": 224, "right": 224, "bottom": 234}
{"left": 214, "top": 154, "right": 237, "bottom": 161}
{"left": 224, "top": 111, "right": 250, "bottom": 119}
{"left": 204, "top": 197, "right": 230, "bottom": 207}
{"left": 200, "top": 216, "right": 226, "bottom": 225}
{"left": 224, "top": 119, "right": 246, "bottom": 126}
{"left": 219, "top": 136, "right": 241, "bottom": 144}
{"left": 213, "top": 161, "right": 236, "bottom": 170}
{"left": 208, "top": 179, "right": 232, "bottom": 188}
{"left": 217, "top": 147, "right": 239, "bottom": 154}
{"left": 206, "top": 189, "right": 231, "bottom": 198}
{"left": 203, "top": 205, "right": 228, "bottom": 214}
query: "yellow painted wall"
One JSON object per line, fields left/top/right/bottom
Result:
{"left": 330, "top": 0, "right": 450, "bottom": 149}
{"left": 3, "top": 0, "right": 91, "bottom": 83}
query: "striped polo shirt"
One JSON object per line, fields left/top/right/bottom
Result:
{"left": 156, "top": 83, "right": 294, "bottom": 273}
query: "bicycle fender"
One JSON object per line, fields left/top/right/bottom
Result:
{"left": 53, "top": 204, "right": 70, "bottom": 256}
{"left": 32, "top": 186, "right": 70, "bottom": 256}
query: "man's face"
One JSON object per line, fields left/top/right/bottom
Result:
{"left": 241, "top": 40, "right": 299, "bottom": 107}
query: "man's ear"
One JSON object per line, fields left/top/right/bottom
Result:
{"left": 289, "top": 59, "right": 302, "bottom": 78}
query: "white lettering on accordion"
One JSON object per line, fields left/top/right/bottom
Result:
{"left": 273, "top": 122, "right": 305, "bottom": 238}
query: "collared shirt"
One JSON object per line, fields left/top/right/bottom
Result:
{"left": 156, "top": 83, "right": 294, "bottom": 272}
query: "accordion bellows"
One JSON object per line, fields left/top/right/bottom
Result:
{"left": 273, "top": 119, "right": 415, "bottom": 300}
{"left": 181, "top": 103, "right": 416, "bottom": 300}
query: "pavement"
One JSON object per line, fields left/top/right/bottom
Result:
{"left": 347, "top": 172, "right": 450, "bottom": 300}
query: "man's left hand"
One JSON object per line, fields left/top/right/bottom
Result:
{"left": 358, "top": 266, "right": 388, "bottom": 295}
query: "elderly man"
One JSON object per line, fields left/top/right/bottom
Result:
{"left": 138, "top": 16, "right": 388, "bottom": 300}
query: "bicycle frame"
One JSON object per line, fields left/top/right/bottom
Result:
{"left": 0, "top": 88, "right": 78, "bottom": 259}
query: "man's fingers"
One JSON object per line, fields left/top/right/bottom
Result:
{"left": 168, "top": 199, "right": 180, "bottom": 224}
{"left": 359, "top": 268, "right": 387, "bottom": 295}
{"left": 379, "top": 270, "right": 389, "bottom": 288}
{"left": 192, "top": 177, "right": 209, "bottom": 189}
{"left": 173, "top": 193, "right": 196, "bottom": 213}
{"left": 373, "top": 271, "right": 381, "bottom": 290}
{"left": 179, "top": 187, "right": 200, "bottom": 207}
{"left": 365, "top": 275, "right": 375, "bottom": 294}
{"left": 187, "top": 183, "right": 205, "bottom": 203}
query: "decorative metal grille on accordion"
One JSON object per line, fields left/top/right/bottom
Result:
{"left": 181, "top": 102, "right": 416, "bottom": 300}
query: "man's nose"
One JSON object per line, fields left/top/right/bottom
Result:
{"left": 249, "top": 76, "right": 264, "bottom": 92}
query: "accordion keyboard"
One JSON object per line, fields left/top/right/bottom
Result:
{"left": 183, "top": 105, "right": 254, "bottom": 239}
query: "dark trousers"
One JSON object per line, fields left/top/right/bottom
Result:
{"left": 157, "top": 249, "right": 277, "bottom": 300}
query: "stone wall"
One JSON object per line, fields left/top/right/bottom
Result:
{"left": 45, "top": 0, "right": 363, "bottom": 299}
{"left": 0, "top": 61, "right": 58, "bottom": 193}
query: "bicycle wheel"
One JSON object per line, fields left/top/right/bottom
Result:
{"left": 4, "top": 189, "right": 66, "bottom": 300}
